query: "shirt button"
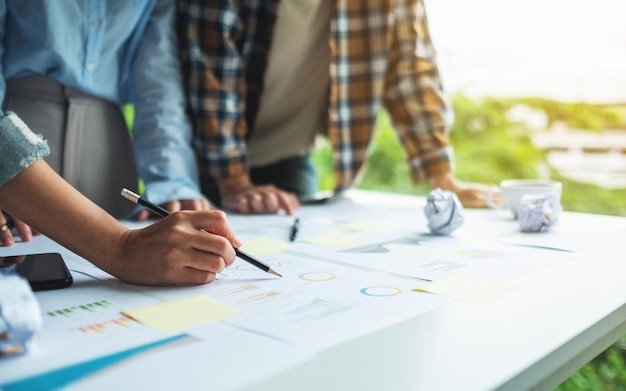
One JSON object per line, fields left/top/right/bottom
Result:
{"left": 92, "top": 19, "right": 101, "bottom": 27}
{"left": 86, "top": 63, "right": 95, "bottom": 71}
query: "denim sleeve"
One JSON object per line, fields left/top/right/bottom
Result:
{"left": 0, "top": 112, "right": 50, "bottom": 187}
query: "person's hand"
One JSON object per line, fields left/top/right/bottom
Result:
{"left": 428, "top": 172, "right": 496, "bottom": 208}
{"left": 0, "top": 211, "right": 40, "bottom": 246}
{"left": 107, "top": 210, "right": 242, "bottom": 286}
{"left": 137, "top": 198, "right": 212, "bottom": 221}
{"left": 217, "top": 175, "right": 299, "bottom": 215}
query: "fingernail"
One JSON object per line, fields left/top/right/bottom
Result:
{"left": 1, "top": 236, "right": 13, "bottom": 247}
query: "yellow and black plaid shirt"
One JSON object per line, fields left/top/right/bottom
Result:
{"left": 178, "top": 0, "right": 453, "bottom": 192}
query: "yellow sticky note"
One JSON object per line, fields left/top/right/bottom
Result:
{"left": 122, "top": 295, "right": 241, "bottom": 333}
{"left": 240, "top": 237, "right": 292, "bottom": 256}
{"left": 413, "top": 275, "right": 518, "bottom": 305}
{"left": 302, "top": 232, "right": 369, "bottom": 247}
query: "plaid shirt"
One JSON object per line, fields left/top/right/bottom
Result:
{"left": 177, "top": 0, "right": 453, "bottom": 193}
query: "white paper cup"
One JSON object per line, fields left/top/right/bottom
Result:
{"left": 486, "top": 179, "right": 562, "bottom": 218}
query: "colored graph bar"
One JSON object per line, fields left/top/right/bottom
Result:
{"left": 46, "top": 300, "right": 112, "bottom": 318}
{"left": 237, "top": 291, "right": 281, "bottom": 304}
{"left": 74, "top": 317, "right": 136, "bottom": 334}
{"left": 216, "top": 285, "right": 260, "bottom": 296}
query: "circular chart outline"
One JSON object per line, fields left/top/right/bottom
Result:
{"left": 360, "top": 286, "right": 402, "bottom": 297}
{"left": 299, "top": 271, "right": 337, "bottom": 282}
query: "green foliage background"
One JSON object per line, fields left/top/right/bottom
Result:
{"left": 311, "top": 94, "right": 626, "bottom": 389}
{"left": 312, "top": 95, "right": 626, "bottom": 217}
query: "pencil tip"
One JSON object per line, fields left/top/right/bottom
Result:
{"left": 269, "top": 269, "right": 283, "bottom": 277}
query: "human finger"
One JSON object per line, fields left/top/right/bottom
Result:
{"left": 256, "top": 185, "right": 299, "bottom": 215}
{"left": 1, "top": 213, "right": 35, "bottom": 243}
{"left": 176, "top": 268, "right": 218, "bottom": 285}
{"left": 260, "top": 191, "right": 280, "bottom": 214}
{"left": 221, "top": 192, "right": 250, "bottom": 214}
{"left": 164, "top": 213, "right": 235, "bottom": 271}
{"left": 13, "top": 218, "right": 33, "bottom": 243}
{"left": 276, "top": 191, "right": 299, "bottom": 216}
{"left": 178, "top": 199, "right": 207, "bottom": 211}
{"left": 246, "top": 192, "right": 265, "bottom": 214}
{"left": 185, "top": 239, "right": 231, "bottom": 272}
{"left": 137, "top": 209, "right": 150, "bottom": 222}
{"left": 162, "top": 200, "right": 182, "bottom": 213}
{"left": 190, "top": 210, "right": 242, "bottom": 249}
{"left": 0, "top": 215, "right": 15, "bottom": 246}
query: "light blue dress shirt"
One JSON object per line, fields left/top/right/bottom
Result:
{"left": 0, "top": 0, "right": 203, "bottom": 205}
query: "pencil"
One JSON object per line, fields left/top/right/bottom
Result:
{"left": 120, "top": 188, "right": 282, "bottom": 277}
{"left": 289, "top": 218, "right": 300, "bottom": 242}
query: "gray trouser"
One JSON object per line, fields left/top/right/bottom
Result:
{"left": 3, "top": 75, "right": 138, "bottom": 218}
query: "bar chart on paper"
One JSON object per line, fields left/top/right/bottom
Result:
{"left": 43, "top": 299, "right": 138, "bottom": 334}
{"left": 1, "top": 280, "right": 181, "bottom": 385}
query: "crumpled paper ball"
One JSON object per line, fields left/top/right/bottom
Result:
{"left": 518, "top": 193, "right": 562, "bottom": 233}
{"left": 424, "top": 188, "right": 464, "bottom": 235}
{"left": 0, "top": 274, "right": 42, "bottom": 356}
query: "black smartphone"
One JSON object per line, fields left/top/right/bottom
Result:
{"left": 0, "top": 253, "right": 73, "bottom": 291}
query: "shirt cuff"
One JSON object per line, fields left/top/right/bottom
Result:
{"left": 142, "top": 180, "right": 206, "bottom": 206}
{"left": 409, "top": 146, "right": 454, "bottom": 184}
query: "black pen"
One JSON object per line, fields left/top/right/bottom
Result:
{"left": 289, "top": 218, "right": 300, "bottom": 242}
{"left": 120, "top": 188, "right": 282, "bottom": 277}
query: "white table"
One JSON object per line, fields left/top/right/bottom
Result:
{"left": 3, "top": 190, "right": 626, "bottom": 391}
{"left": 244, "top": 238, "right": 626, "bottom": 391}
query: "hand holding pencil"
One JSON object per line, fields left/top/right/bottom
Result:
{"left": 111, "top": 208, "right": 242, "bottom": 285}
{"left": 121, "top": 189, "right": 282, "bottom": 278}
